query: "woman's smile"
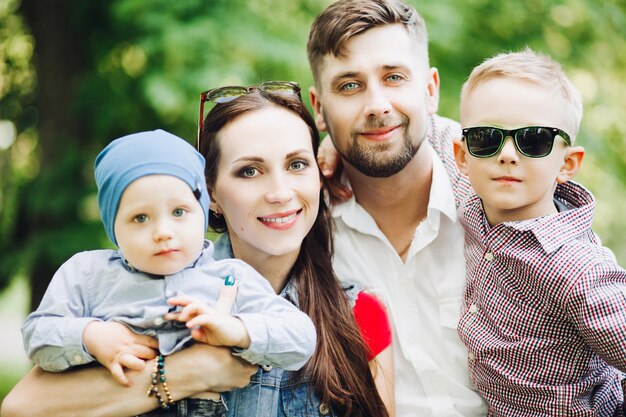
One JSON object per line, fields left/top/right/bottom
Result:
{"left": 258, "top": 208, "right": 302, "bottom": 229}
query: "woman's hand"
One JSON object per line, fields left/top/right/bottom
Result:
{"left": 174, "top": 343, "right": 258, "bottom": 393}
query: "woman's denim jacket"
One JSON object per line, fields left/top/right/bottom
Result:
{"left": 214, "top": 235, "right": 359, "bottom": 417}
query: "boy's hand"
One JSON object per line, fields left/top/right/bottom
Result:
{"left": 317, "top": 135, "right": 353, "bottom": 203}
{"left": 82, "top": 321, "right": 159, "bottom": 387}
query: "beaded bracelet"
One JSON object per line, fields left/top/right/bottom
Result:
{"left": 147, "top": 355, "right": 174, "bottom": 409}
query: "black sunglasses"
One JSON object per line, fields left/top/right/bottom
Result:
{"left": 197, "top": 81, "right": 302, "bottom": 149}
{"left": 462, "top": 126, "right": 571, "bottom": 158}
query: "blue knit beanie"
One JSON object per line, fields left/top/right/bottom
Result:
{"left": 95, "top": 129, "right": 209, "bottom": 246}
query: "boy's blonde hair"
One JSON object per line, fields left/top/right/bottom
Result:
{"left": 461, "top": 47, "right": 583, "bottom": 140}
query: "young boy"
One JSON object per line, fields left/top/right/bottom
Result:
{"left": 453, "top": 49, "right": 626, "bottom": 416}
{"left": 22, "top": 129, "right": 316, "bottom": 415}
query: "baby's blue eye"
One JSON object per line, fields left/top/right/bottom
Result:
{"left": 134, "top": 214, "right": 148, "bottom": 223}
{"left": 172, "top": 208, "right": 185, "bottom": 217}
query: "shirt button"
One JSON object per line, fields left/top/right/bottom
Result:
{"left": 469, "top": 304, "right": 478, "bottom": 313}
{"left": 468, "top": 352, "right": 476, "bottom": 361}
{"left": 153, "top": 317, "right": 164, "bottom": 326}
{"left": 73, "top": 355, "right": 83, "bottom": 364}
{"left": 261, "top": 364, "right": 273, "bottom": 372}
{"left": 319, "top": 402, "right": 330, "bottom": 415}
{"left": 484, "top": 251, "right": 494, "bottom": 261}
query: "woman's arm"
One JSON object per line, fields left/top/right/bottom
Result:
{"left": 370, "top": 345, "right": 395, "bottom": 417}
{"left": 1, "top": 343, "right": 257, "bottom": 417}
{"left": 352, "top": 291, "right": 395, "bottom": 416}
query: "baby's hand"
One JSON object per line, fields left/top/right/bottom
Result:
{"left": 82, "top": 321, "right": 159, "bottom": 386}
{"left": 165, "top": 277, "right": 250, "bottom": 349}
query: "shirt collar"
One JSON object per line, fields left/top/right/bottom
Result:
{"left": 428, "top": 143, "right": 458, "bottom": 222}
{"left": 463, "top": 181, "right": 595, "bottom": 254}
{"left": 213, "top": 233, "right": 234, "bottom": 260}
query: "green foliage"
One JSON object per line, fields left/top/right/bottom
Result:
{"left": 104, "top": 0, "right": 322, "bottom": 141}
{"left": 0, "top": 0, "right": 625, "bottom": 301}
{"left": 0, "top": 0, "right": 36, "bottom": 291}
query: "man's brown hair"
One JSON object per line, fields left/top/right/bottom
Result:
{"left": 307, "top": 0, "right": 429, "bottom": 87}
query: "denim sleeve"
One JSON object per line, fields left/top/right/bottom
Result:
{"left": 230, "top": 266, "right": 316, "bottom": 371}
{"left": 21, "top": 253, "right": 98, "bottom": 371}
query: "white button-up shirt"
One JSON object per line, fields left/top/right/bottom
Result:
{"left": 331, "top": 116, "right": 487, "bottom": 417}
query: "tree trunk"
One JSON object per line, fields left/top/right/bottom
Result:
{"left": 20, "top": 0, "right": 87, "bottom": 310}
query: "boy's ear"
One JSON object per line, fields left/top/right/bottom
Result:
{"left": 309, "top": 86, "right": 328, "bottom": 132}
{"left": 453, "top": 138, "right": 469, "bottom": 175}
{"left": 557, "top": 146, "right": 585, "bottom": 184}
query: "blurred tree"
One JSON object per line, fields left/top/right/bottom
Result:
{"left": 0, "top": 0, "right": 625, "bottom": 311}
{"left": 0, "top": 0, "right": 328, "bottom": 310}
{"left": 12, "top": 1, "right": 102, "bottom": 310}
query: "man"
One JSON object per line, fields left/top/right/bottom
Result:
{"left": 307, "top": 0, "right": 487, "bottom": 415}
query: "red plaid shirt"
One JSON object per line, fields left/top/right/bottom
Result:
{"left": 457, "top": 181, "right": 626, "bottom": 416}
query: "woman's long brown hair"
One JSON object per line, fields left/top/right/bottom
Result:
{"left": 199, "top": 90, "right": 389, "bottom": 417}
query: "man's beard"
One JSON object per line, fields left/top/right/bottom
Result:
{"left": 345, "top": 115, "right": 420, "bottom": 178}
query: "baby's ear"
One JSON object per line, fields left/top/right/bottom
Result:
{"left": 453, "top": 139, "right": 469, "bottom": 175}
{"left": 557, "top": 146, "right": 585, "bottom": 184}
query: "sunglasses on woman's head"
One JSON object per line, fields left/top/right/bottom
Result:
{"left": 197, "top": 81, "right": 302, "bottom": 149}
{"left": 461, "top": 126, "right": 572, "bottom": 158}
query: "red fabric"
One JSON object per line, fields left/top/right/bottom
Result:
{"left": 353, "top": 291, "right": 392, "bottom": 361}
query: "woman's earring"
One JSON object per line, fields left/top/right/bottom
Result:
{"left": 211, "top": 209, "right": 222, "bottom": 219}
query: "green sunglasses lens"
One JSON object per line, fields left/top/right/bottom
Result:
{"left": 516, "top": 127, "right": 555, "bottom": 157}
{"left": 466, "top": 128, "right": 503, "bottom": 157}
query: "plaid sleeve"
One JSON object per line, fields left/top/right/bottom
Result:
{"left": 565, "top": 259, "right": 626, "bottom": 371}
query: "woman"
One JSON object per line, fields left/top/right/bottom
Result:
{"left": 1, "top": 82, "right": 393, "bottom": 417}
{"left": 199, "top": 83, "right": 394, "bottom": 416}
